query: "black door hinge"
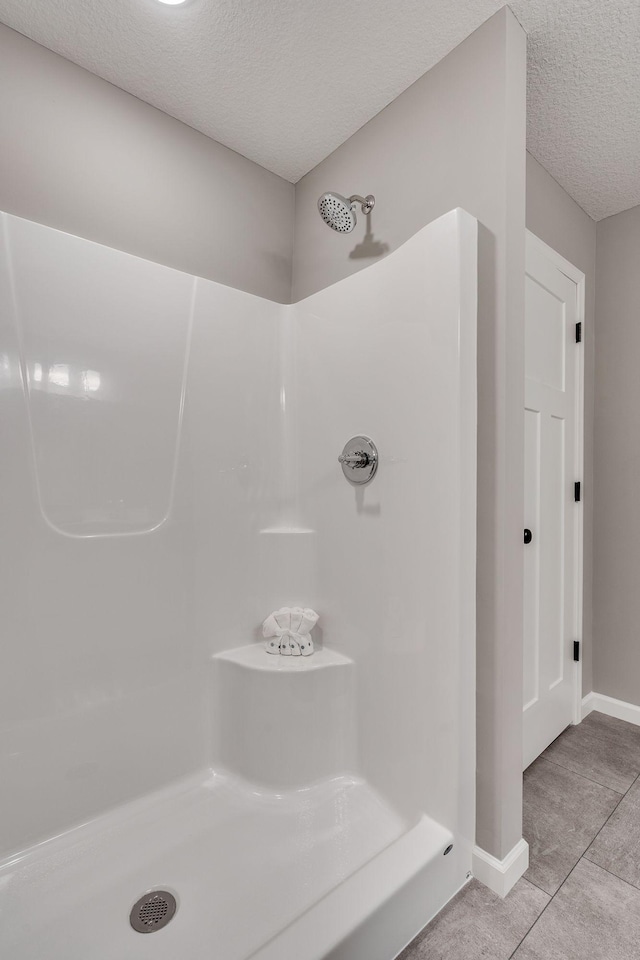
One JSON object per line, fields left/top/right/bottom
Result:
{"left": 574, "top": 481, "right": 581, "bottom": 502}
{"left": 573, "top": 641, "right": 580, "bottom": 662}
{"left": 576, "top": 322, "right": 582, "bottom": 343}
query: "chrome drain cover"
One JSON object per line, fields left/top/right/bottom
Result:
{"left": 130, "top": 890, "right": 177, "bottom": 933}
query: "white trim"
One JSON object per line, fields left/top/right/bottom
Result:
{"left": 525, "top": 231, "right": 586, "bottom": 730}
{"left": 582, "top": 692, "right": 640, "bottom": 727}
{"left": 472, "top": 839, "right": 529, "bottom": 898}
{"left": 526, "top": 232, "right": 585, "bottom": 287}
{"left": 572, "top": 260, "right": 586, "bottom": 726}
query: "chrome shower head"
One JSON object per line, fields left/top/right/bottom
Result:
{"left": 317, "top": 192, "right": 375, "bottom": 233}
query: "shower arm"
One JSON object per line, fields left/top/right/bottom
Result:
{"left": 348, "top": 194, "right": 375, "bottom": 215}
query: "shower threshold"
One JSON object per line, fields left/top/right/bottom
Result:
{"left": 0, "top": 769, "right": 455, "bottom": 960}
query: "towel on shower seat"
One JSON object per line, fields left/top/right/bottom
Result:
{"left": 262, "top": 606, "right": 318, "bottom": 656}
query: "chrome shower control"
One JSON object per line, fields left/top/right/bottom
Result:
{"left": 338, "top": 452, "right": 370, "bottom": 466}
{"left": 338, "top": 436, "right": 378, "bottom": 485}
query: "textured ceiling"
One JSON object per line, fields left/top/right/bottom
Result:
{"left": 0, "top": 0, "right": 638, "bottom": 219}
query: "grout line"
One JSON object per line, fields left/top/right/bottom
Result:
{"left": 507, "top": 872, "right": 566, "bottom": 957}
{"left": 406, "top": 742, "right": 640, "bottom": 959}
{"left": 520, "top": 875, "right": 552, "bottom": 897}
{"left": 509, "top": 740, "right": 640, "bottom": 957}
{"left": 581, "top": 770, "right": 640, "bottom": 885}
{"left": 535, "top": 753, "right": 629, "bottom": 795}
{"left": 509, "top": 760, "right": 640, "bottom": 957}
{"left": 510, "top": 852, "right": 640, "bottom": 960}
{"left": 508, "top": 857, "right": 586, "bottom": 959}
{"left": 584, "top": 770, "right": 639, "bottom": 846}
{"left": 581, "top": 853, "right": 640, "bottom": 895}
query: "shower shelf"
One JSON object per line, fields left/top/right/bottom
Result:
{"left": 211, "top": 642, "right": 355, "bottom": 789}
{"left": 212, "top": 643, "right": 352, "bottom": 672}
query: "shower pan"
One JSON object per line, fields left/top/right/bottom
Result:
{"left": 0, "top": 207, "right": 477, "bottom": 959}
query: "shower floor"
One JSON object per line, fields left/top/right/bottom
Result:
{"left": 0, "top": 768, "right": 445, "bottom": 960}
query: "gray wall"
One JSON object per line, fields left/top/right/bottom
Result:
{"left": 0, "top": 23, "right": 293, "bottom": 304}
{"left": 525, "top": 153, "right": 597, "bottom": 696}
{"left": 294, "top": 8, "right": 527, "bottom": 861}
{"left": 593, "top": 204, "right": 640, "bottom": 704}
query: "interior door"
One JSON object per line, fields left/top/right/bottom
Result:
{"left": 523, "top": 233, "right": 581, "bottom": 770}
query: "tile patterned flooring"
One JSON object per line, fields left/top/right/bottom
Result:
{"left": 399, "top": 711, "right": 640, "bottom": 960}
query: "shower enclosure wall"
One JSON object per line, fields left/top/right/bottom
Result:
{"left": 0, "top": 207, "right": 477, "bottom": 959}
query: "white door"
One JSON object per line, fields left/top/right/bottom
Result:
{"left": 523, "top": 233, "right": 583, "bottom": 770}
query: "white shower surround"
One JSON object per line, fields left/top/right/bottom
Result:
{"left": 0, "top": 208, "right": 477, "bottom": 959}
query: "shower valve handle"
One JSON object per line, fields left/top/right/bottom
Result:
{"left": 338, "top": 450, "right": 371, "bottom": 468}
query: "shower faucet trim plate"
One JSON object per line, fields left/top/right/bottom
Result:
{"left": 338, "top": 436, "right": 378, "bottom": 484}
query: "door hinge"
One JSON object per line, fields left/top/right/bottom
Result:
{"left": 573, "top": 641, "right": 580, "bottom": 662}
{"left": 575, "top": 322, "right": 582, "bottom": 343}
{"left": 574, "top": 481, "right": 581, "bottom": 502}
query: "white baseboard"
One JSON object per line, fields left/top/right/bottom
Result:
{"left": 472, "top": 838, "right": 529, "bottom": 898}
{"left": 582, "top": 691, "right": 640, "bottom": 727}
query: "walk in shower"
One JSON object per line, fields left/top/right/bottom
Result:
{"left": 0, "top": 206, "right": 477, "bottom": 959}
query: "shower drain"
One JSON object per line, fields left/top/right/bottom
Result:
{"left": 130, "top": 890, "right": 177, "bottom": 933}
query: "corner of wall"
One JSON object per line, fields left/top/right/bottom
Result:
{"left": 0, "top": 22, "right": 295, "bottom": 305}
{"left": 292, "top": 5, "right": 529, "bottom": 863}
{"left": 473, "top": 838, "right": 529, "bottom": 898}
{"left": 592, "top": 204, "right": 640, "bottom": 705}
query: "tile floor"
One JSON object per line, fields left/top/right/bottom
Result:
{"left": 399, "top": 711, "right": 640, "bottom": 960}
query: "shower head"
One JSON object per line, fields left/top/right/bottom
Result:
{"left": 317, "top": 192, "right": 375, "bottom": 233}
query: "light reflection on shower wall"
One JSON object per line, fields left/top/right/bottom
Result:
{"left": 185, "top": 277, "right": 284, "bottom": 655}
{"left": 6, "top": 215, "right": 193, "bottom": 537}
{"left": 0, "top": 213, "right": 281, "bottom": 857}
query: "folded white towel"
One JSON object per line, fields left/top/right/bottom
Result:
{"left": 283, "top": 631, "right": 301, "bottom": 656}
{"left": 262, "top": 607, "right": 319, "bottom": 656}
{"left": 289, "top": 607, "right": 304, "bottom": 634}
{"left": 298, "top": 636, "right": 314, "bottom": 656}
{"left": 274, "top": 608, "right": 291, "bottom": 633}
{"left": 300, "top": 608, "right": 319, "bottom": 635}
{"left": 265, "top": 636, "right": 281, "bottom": 655}
{"left": 262, "top": 613, "right": 281, "bottom": 639}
